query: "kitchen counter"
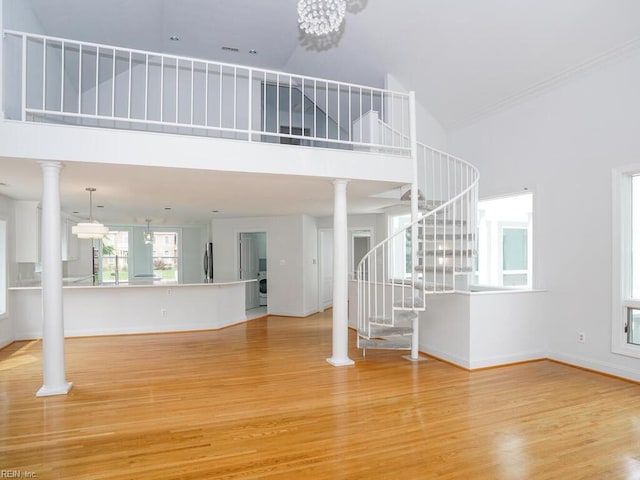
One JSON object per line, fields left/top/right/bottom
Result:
{"left": 9, "top": 279, "right": 257, "bottom": 340}
{"left": 9, "top": 278, "right": 256, "bottom": 290}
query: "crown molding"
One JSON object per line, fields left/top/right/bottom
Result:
{"left": 449, "top": 36, "right": 640, "bottom": 130}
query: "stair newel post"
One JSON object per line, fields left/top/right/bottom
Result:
{"left": 409, "top": 91, "right": 421, "bottom": 361}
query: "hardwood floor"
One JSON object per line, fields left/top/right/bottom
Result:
{"left": 1, "top": 310, "right": 639, "bottom": 479}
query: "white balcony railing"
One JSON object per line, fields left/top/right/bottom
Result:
{"left": 3, "top": 31, "right": 412, "bottom": 155}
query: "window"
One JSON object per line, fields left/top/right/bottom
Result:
{"left": 0, "top": 220, "right": 6, "bottom": 316}
{"left": 98, "top": 228, "right": 180, "bottom": 284}
{"left": 152, "top": 232, "right": 178, "bottom": 283}
{"left": 474, "top": 192, "right": 533, "bottom": 288}
{"left": 612, "top": 168, "right": 640, "bottom": 358}
{"left": 388, "top": 212, "right": 412, "bottom": 280}
{"left": 100, "top": 230, "right": 129, "bottom": 284}
{"left": 502, "top": 227, "right": 528, "bottom": 285}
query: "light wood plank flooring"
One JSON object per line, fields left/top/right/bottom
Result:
{"left": 1, "top": 310, "right": 639, "bottom": 479}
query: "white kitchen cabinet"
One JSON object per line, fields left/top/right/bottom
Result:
{"left": 15, "top": 201, "right": 80, "bottom": 263}
{"left": 14, "top": 201, "right": 40, "bottom": 263}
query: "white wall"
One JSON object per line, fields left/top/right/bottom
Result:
{"left": 211, "top": 214, "right": 318, "bottom": 317}
{"left": 419, "top": 290, "right": 547, "bottom": 369}
{"left": 449, "top": 51, "right": 640, "bottom": 380}
{"left": 302, "top": 214, "right": 318, "bottom": 315}
{"left": 316, "top": 212, "right": 385, "bottom": 279}
{"left": 420, "top": 293, "right": 471, "bottom": 367}
{"left": 3, "top": 0, "right": 44, "bottom": 33}
{"left": 0, "top": 193, "right": 14, "bottom": 348}
{"left": 385, "top": 73, "right": 448, "bottom": 151}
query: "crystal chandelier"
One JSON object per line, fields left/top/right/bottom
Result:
{"left": 297, "top": 0, "right": 346, "bottom": 36}
{"left": 72, "top": 187, "right": 109, "bottom": 239}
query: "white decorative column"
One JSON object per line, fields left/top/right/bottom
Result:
{"left": 37, "top": 161, "right": 72, "bottom": 397}
{"left": 406, "top": 91, "right": 424, "bottom": 362}
{"left": 327, "top": 179, "right": 354, "bottom": 367}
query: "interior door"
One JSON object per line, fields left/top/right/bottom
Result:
{"left": 318, "top": 229, "right": 333, "bottom": 311}
{"left": 352, "top": 231, "right": 371, "bottom": 280}
{"left": 240, "top": 233, "right": 260, "bottom": 309}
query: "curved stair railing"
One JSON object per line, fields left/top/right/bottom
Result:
{"left": 356, "top": 143, "right": 479, "bottom": 356}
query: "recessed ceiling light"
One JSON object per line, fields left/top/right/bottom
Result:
{"left": 72, "top": 211, "right": 79, "bottom": 214}
{"left": 169, "top": 35, "right": 180, "bottom": 41}
{"left": 221, "top": 46, "right": 239, "bottom": 53}
{"left": 164, "top": 207, "right": 172, "bottom": 210}
{"left": 249, "top": 49, "right": 257, "bottom": 55}
{"left": 96, "top": 205, "right": 105, "bottom": 208}
{"left": 211, "top": 210, "right": 219, "bottom": 213}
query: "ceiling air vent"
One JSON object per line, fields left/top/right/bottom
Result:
{"left": 221, "top": 46, "right": 240, "bottom": 53}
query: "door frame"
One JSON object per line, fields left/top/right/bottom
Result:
{"left": 238, "top": 231, "right": 268, "bottom": 310}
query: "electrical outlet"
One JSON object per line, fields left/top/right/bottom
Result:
{"left": 577, "top": 332, "right": 586, "bottom": 343}
{"left": 161, "top": 309, "right": 167, "bottom": 317}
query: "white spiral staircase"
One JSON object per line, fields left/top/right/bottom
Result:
{"left": 356, "top": 143, "right": 480, "bottom": 358}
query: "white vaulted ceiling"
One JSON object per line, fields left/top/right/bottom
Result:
{"left": 17, "top": 0, "right": 640, "bottom": 128}
{"left": 2, "top": 0, "right": 640, "bottom": 222}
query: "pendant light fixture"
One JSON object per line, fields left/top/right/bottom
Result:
{"left": 72, "top": 187, "right": 109, "bottom": 239}
{"left": 143, "top": 218, "right": 154, "bottom": 245}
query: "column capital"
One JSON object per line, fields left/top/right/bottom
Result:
{"left": 332, "top": 179, "right": 350, "bottom": 187}
{"left": 38, "top": 160, "right": 63, "bottom": 171}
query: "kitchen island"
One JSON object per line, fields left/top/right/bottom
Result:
{"left": 9, "top": 279, "right": 256, "bottom": 340}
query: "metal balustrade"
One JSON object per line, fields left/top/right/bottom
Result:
{"left": 356, "top": 144, "right": 479, "bottom": 354}
{"left": 3, "top": 30, "right": 411, "bottom": 155}
{"left": 2, "top": 30, "right": 479, "bottom": 359}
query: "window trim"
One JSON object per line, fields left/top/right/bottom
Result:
{"left": 387, "top": 211, "right": 412, "bottom": 281}
{"left": 474, "top": 192, "right": 533, "bottom": 289}
{"left": 0, "top": 218, "right": 6, "bottom": 318}
{"left": 611, "top": 165, "right": 640, "bottom": 358}
{"left": 100, "top": 228, "right": 131, "bottom": 284}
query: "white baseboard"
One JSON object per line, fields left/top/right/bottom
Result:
{"left": 421, "top": 343, "right": 547, "bottom": 370}
{"left": 469, "top": 350, "right": 547, "bottom": 370}
{"left": 420, "top": 343, "right": 470, "bottom": 369}
{"left": 548, "top": 351, "right": 640, "bottom": 383}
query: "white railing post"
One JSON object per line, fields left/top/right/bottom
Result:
{"left": 21, "top": 34, "right": 27, "bottom": 121}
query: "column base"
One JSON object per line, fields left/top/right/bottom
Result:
{"left": 36, "top": 382, "right": 73, "bottom": 397}
{"left": 326, "top": 357, "right": 355, "bottom": 367}
{"left": 402, "top": 355, "right": 427, "bottom": 362}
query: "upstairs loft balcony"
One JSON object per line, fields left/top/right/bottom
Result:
{"left": 3, "top": 31, "right": 413, "bottom": 159}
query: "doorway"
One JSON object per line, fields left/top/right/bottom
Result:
{"left": 239, "top": 232, "right": 267, "bottom": 310}
{"left": 318, "top": 228, "right": 333, "bottom": 311}
{"left": 351, "top": 230, "right": 372, "bottom": 280}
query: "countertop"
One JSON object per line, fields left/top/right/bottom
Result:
{"left": 9, "top": 278, "right": 257, "bottom": 291}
